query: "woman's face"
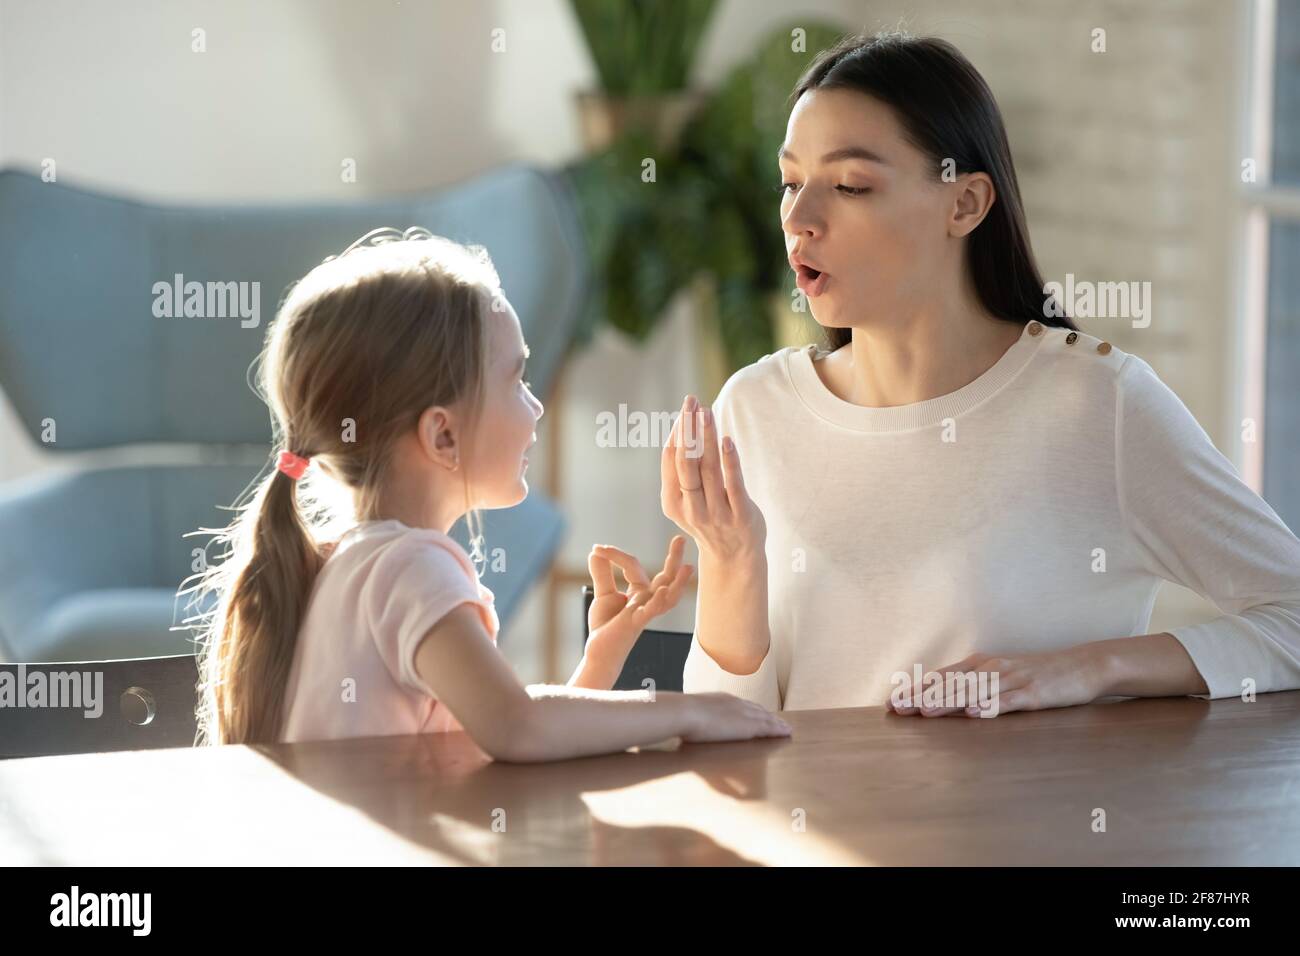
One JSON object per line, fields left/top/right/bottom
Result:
{"left": 778, "top": 87, "right": 959, "bottom": 332}
{"left": 463, "top": 295, "right": 543, "bottom": 509}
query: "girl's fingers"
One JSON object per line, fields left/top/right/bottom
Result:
{"left": 651, "top": 534, "right": 686, "bottom": 589}
{"left": 587, "top": 549, "right": 619, "bottom": 598}
{"left": 631, "top": 585, "right": 672, "bottom": 621}
{"left": 652, "top": 564, "right": 694, "bottom": 611}
{"left": 630, "top": 565, "right": 694, "bottom": 622}
{"left": 591, "top": 544, "right": 651, "bottom": 589}
{"left": 697, "top": 405, "right": 730, "bottom": 520}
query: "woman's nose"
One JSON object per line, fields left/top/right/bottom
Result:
{"left": 782, "top": 198, "right": 822, "bottom": 240}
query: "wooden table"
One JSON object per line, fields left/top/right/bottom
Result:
{"left": 4, "top": 692, "right": 1300, "bottom": 865}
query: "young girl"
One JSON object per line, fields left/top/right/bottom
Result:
{"left": 190, "top": 227, "right": 790, "bottom": 758}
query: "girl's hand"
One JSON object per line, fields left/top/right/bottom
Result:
{"left": 660, "top": 394, "right": 766, "bottom": 563}
{"left": 681, "top": 692, "right": 792, "bottom": 742}
{"left": 887, "top": 645, "right": 1111, "bottom": 718}
{"left": 586, "top": 535, "right": 694, "bottom": 656}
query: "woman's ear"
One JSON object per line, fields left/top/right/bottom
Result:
{"left": 949, "top": 172, "right": 996, "bottom": 238}
{"left": 417, "top": 405, "right": 460, "bottom": 472}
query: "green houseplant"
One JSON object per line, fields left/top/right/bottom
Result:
{"left": 567, "top": 19, "right": 847, "bottom": 372}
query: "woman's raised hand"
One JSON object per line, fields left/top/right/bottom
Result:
{"left": 660, "top": 394, "right": 766, "bottom": 563}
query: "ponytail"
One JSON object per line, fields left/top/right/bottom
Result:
{"left": 195, "top": 460, "right": 326, "bottom": 745}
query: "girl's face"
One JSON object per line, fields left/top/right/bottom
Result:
{"left": 464, "top": 295, "right": 543, "bottom": 509}
{"left": 778, "top": 88, "right": 959, "bottom": 331}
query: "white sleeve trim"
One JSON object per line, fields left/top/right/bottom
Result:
{"left": 682, "top": 636, "right": 781, "bottom": 711}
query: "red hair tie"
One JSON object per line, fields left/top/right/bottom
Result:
{"left": 276, "top": 450, "right": 311, "bottom": 481}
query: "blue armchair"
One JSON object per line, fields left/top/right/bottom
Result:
{"left": 0, "top": 164, "right": 587, "bottom": 663}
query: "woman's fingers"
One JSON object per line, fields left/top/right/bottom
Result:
{"left": 675, "top": 396, "right": 708, "bottom": 518}
{"left": 660, "top": 407, "right": 682, "bottom": 507}
{"left": 697, "top": 403, "right": 729, "bottom": 520}
{"left": 890, "top": 662, "right": 1027, "bottom": 717}
{"left": 719, "top": 431, "right": 750, "bottom": 513}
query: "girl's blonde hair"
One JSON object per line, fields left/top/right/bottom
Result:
{"left": 185, "top": 227, "right": 500, "bottom": 746}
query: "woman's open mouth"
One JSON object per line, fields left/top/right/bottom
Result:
{"left": 794, "top": 264, "right": 830, "bottom": 298}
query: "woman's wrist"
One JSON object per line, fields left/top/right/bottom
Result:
{"left": 695, "top": 546, "right": 770, "bottom": 673}
{"left": 1090, "top": 633, "right": 1209, "bottom": 698}
{"left": 697, "top": 543, "right": 766, "bottom": 574}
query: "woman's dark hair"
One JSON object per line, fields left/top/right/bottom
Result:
{"left": 790, "top": 32, "right": 1076, "bottom": 349}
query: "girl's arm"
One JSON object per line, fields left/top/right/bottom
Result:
{"left": 565, "top": 538, "right": 694, "bottom": 690}
{"left": 413, "top": 605, "right": 789, "bottom": 762}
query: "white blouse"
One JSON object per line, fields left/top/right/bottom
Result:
{"left": 683, "top": 321, "right": 1300, "bottom": 711}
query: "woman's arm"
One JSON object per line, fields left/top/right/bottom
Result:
{"left": 1094, "top": 632, "right": 1210, "bottom": 698}
{"left": 413, "top": 605, "right": 789, "bottom": 761}
{"left": 661, "top": 395, "right": 779, "bottom": 706}
{"left": 894, "top": 353, "right": 1300, "bottom": 718}
{"left": 1114, "top": 355, "right": 1300, "bottom": 698}
{"left": 889, "top": 632, "right": 1209, "bottom": 717}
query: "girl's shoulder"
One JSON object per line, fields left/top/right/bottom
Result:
{"left": 334, "top": 520, "right": 480, "bottom": 583}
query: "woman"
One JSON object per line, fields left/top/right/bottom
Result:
{"left": 661, "top": 32, "right": 1300, "bottom": 717}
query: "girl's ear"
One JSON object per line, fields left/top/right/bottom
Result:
{"left": 417, "top": 405, "right": 460, "bottom": 472}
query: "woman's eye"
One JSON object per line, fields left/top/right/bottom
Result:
{"left": 776, "top": 182, "right": 869, "bottom": 196}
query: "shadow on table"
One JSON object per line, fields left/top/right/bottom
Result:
{"left": 256, "top": 731, "right": 793, "bottom": 866}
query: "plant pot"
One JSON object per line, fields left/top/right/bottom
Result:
{"left": 575, "top": 89, "right": 707, "bottom": 154}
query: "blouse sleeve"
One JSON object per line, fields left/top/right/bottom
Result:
{"left": 363, "top": 536, "right": 496, "bottom": 699}
{"left": 1116, "top": 354, "right": 1300, "bottom": 699}
{"left": 680, "top": 368, "right": 783, "bottom": 711}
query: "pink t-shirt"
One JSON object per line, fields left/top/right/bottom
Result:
{"left": 280, "top": 519, "right": 499, "bottom": 743}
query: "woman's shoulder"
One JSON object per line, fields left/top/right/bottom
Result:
{"left": 1022, "top": 322, "right": 1143, "bottom": 398}
{"left": 716, "top": 344, "right": 817, "bottom": 405}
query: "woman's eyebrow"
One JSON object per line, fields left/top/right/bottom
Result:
{"left": 777, "top": 145, "right": 890, "bottom": 166}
